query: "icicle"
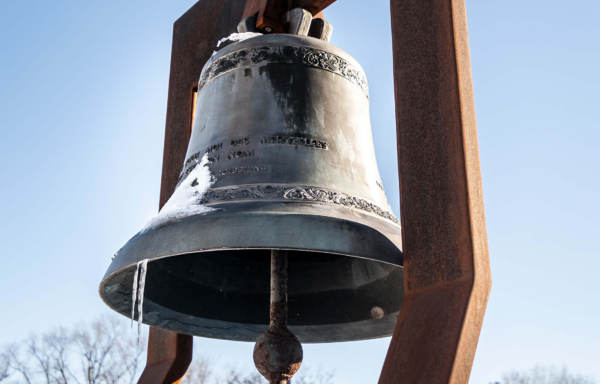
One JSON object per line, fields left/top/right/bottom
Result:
{"left": 131, "top": 262, "right": 140, "bottom": 327}
{"left": 136, "top": 259, "right": 149, "bottom": 339}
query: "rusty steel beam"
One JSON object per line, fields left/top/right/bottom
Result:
{"left": 293, "top": 0, "right": 336, "bottom": 14}
{"left": 241, "top": 0, "right": 284, "bottom": 33}
{"left": 241, "top": 0, "right": 333, "bottom": 33}
{"left": 159, "top": 0, "right": 246, "bottom": 206}
{"left": 378, "top": 0, "right": 491, "bottom": 383}
{"left": 137, "top": 329, "right": 192, "bottom": 384}
{"left": 138, "top": 1, "right": 246, "bottom": 383}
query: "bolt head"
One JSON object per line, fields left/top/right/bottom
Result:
{"left": 371, "top": 306, "right": 385, "bottom": 320}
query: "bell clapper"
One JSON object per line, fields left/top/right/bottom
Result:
{"left": 253, "top": 250, "right": 303, "bottom": 384}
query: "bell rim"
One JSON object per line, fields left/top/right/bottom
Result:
{"left": 100, "top": 205, "right": 403, "bottom": 343}
{"left": 99, "top": 268, "right": 402, "bottom": 343}
{"left": 103, "top": 202, "right": 403, "bottom": 279}
{"left": 99, "top": 253, "right": 403, "bottom": 343}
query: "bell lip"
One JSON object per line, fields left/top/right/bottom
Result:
{"left": 98, "top": 254, "right": 402, "bottom": 343}
{"left": 99, "top": 249, "right": 402, "bottom": 343}
{"left": 99, "top": 206, "right": 403, "bottom": 343}
{"left": 101, "top": 245, "right": 401, "bottom": 290}
{"left": 99, "top": 268, "right": 401, "bottom": 344}
{"left": 101, "top": 203, "right": 403, "bottom": 280}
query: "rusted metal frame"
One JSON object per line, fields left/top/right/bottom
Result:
{"left": 242, "top": 0, "right": 287, "bottom": 33}
{"left": 137, "top": 1, "right": 246, "bottom": 383}
{"left": 137, "top": 329, "right": 192, "bottom": 384}
{"left": 378, "top": 0, "right": 491, "bottom": 383}
{"left": 293, "top": 0, "right": 336, "bottom": 15}
{"left": 241, "top": 0, "right": 334, "bottom": 32}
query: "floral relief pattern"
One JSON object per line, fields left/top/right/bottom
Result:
{"left": 199, "top": 45, "right": 369, "bottom": 95}
{"left": 199, "top": 184, "right": 399, "bottom": 224}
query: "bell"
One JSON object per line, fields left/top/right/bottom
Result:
{"left": 100, "top": 33, "right": 403, "bottom": 343}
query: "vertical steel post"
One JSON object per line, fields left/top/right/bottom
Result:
{"left": 379, "top": 0, "right": 491, "bottom": 383}
{"left": 137, "top": 1, "right": 245, "bottom": 383}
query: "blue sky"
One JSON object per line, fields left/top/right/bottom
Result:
{"left": 1, "top": 0, "right": 599, "bottom": 383}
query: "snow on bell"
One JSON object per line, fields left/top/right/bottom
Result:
{"left": 99, "top": 33, "right": 403, "bottom": 343}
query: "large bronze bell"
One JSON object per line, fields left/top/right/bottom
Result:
{"left": 100, "top": 33, "right": 403, "bottom": 343}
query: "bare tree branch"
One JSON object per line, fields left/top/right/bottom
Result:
{"left": 46, "top": 328, "right": 78, "bottom": 384}
{"left": 73, "top": 316, "right": 145, "bottom": 384}
{"left": 0, "top": 351, "right": 9, "bottom": 383}
{"left": 213, "top": 367, "right": 335, "bottom": 384}
{"left": 294, "top": 368, "right": 335, "bottom": 384}
{"left": 217, "top": 370, "right": 265, "bottom": 384}
{"left": 28, "top": 336, "right": 53, "bottom": 384}
{"left": 0, "top": 314, "right": 333, "bottom": 384}
{"left": 181, "top": 358, "right": 211, "bottom": 384}
{"left": 502, "top": 365, "right": 596, "bottom": 384}
{"left": 6, "top": 345, "right": 33, "bottom": 384}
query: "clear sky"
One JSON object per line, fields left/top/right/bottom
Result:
{"left": 1, "top": 0, "right": 599, "bottom": 383}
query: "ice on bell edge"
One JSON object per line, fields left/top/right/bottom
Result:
{"left": 136, "top": 259, "right": 148, "bottom": 339}
{"left": 131, "top": 259, "right": 149, "bottom": 341}
{"left": 212, "top": 32, "right": 263, "bottom": 56}
{"left": 142, "top": 153, "right": 215, "bottom": 232}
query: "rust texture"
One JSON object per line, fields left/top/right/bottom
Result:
{"left": 253, "top": 327, "right": 302, "bottom": 384}
{"left": 159, "top": 0, "right": 246, "bottom": 207}
{"left": 293, "top": 0, "right": 336, "bottom": 15}
{"left": 139, "top": 1, "right": 246, "bottom": 383}
{"left": 137, "top": 329, "right": 192, "bottom": 384}
{"left": 378, "top": 0, "right": 491, "bottom": 383}
{"left": 270, "top": 250, "right": 289, "bottom": 329}
{"left": 242, "top": 0, "right": 333, "bottom": 32}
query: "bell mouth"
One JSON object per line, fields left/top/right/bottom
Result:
{"left": 101, "top": 33, "right": 405, "bottom": 342}
{"left": 101, "top": 248, "right": 402, "bottom": 343}
{"left": 100, "top": 203, "right": 403, "bottom": 343}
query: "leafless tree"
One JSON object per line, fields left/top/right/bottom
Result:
{"left": 7, "top": 343, "right": 35, "bottom": 384}
{"left": 72, "top": 317, "right": 145, "bottom": 384}
{"left": 211, "top": 367, "right": 334, "bottom": 384}
{"left": 181, "top": 358, "right": 211, "bottom": 384}
{"left": 2, "top": 316, "right": 146, "bottom": 384}
{"left": 1, "top": 315, "right": 333, "bottom": 384}
{"left": 45, "top": 329, "right": 76, "bottom": 384}
{"left": 0, "top": 352, "right": 10, "bottom": 383}
{"left": 294, "top": 368, "right": 335, "bottom": 384}
{"left": 502, "top": 366, "right": 596, "bottom": 384}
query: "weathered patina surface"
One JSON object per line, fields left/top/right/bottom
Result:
{"left": 241, "top": 0, "right": 332, "bottom": 32}
{"left": 378, "top": 0, "right": 491, "bottom": 383}
{"left": 102, "top": 31, "right": 404, "bottom": 345}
